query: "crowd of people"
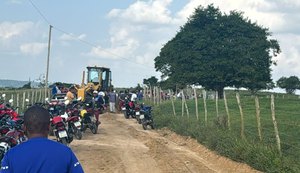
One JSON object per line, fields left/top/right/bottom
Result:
{"left": 51, "top": 83, "right": 144, "bottom": 114}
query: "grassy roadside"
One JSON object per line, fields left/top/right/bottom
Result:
{"left": 151, "top": 92, "right": 300, "bottom": 172}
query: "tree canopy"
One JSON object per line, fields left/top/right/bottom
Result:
{"left": 143, "top": 76, "right": 158, "bottom": 87}
{"left": 155, "top": 4, "right": 280, "bottom": 97}
{"left": 277, "top": 76, "right": 300, "bottom": 94}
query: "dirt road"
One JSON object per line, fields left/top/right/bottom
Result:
{"left": 70, "top": 113, "right": 260, "bottom": 173}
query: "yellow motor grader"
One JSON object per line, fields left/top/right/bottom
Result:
{"left": 76, "top": 66, "right": 112, "bottom": 101}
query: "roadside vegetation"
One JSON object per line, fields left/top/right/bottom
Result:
{"left": 152, "top": 90, "right": 300, "bottom": 172}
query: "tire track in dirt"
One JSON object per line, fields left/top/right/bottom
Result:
{"left": 69, "top": 113, "right": 260, "bottom": 173}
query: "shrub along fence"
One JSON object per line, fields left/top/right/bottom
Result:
{"left": 143, "top": 86, "right": 300, "bottom": 172}
{"left": 0, "top": 88, "right": 51, "bottom": 113}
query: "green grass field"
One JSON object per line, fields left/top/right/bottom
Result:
{"left": 151, "top": 90, "right": 300, "bottom": 172}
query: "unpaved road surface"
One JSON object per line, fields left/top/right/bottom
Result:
{"left": 70, "top": 113, "right": 260, "bottom": 173}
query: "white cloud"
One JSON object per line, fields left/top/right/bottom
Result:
{"left": 89, "top": 0, "right": 300, "bottom": 85}
{"left": 88, "top": 0, "right": 178, "bottom": 67}
{"left": 272, "top": 33, "right": 300, "bottom": 80}
{"left": 175, "top": 0, "right": 286, "bottom": 31}
{"left": 7, "top": 0, "right": 22, "bottom": 4}
{"left": 59, "top": 33, "right": 86, "bottom": 41}
{"left": 20, "top": 42, "right": 47, "bottom": 55}
{"left": 108, "top": 0, "right": 173, "bottom": 24}
{"left": 88, "top": 38, "right": 139, "bottom": 60}
{"left": 0, "top": 21, "right": 34, "bottom": 40}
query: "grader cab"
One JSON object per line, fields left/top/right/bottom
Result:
{"left": 77, "top": 66, "right": 112, "bottom": 101}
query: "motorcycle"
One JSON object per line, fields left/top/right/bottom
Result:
{"left": 65, "top": 101, "right": 82, "bottom": 140}
{"left": 48, "top": 100, "right": 65, "bottom": 116}
{"left": 80, "top": 103, "right": 98, "bottom": 134}
{"left": 50, "top": 114, "right": 73, "bottom": 145}
{"left": 0, "top": 136, "right": 18, "bottom": 160}
{"left": 5, "top": 119, "right": 27, "bottom": 144}
{"left": 0, "top": 99, "right": 19, "bottom": 121}
{"left": 134, "top": 105, "right": 142, "bottom": 124}
{"left": 124, "top": 97, "right": 137, "bottom": 119}
{"left": 140, "top": 105, "right": 155, "bottom": 130}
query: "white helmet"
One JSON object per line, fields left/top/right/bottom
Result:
{"left": 98, "top": 91, "right": 105, "bottom": 96}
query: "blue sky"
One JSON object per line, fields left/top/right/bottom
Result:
{"left": 1, "top": 0, "right": 300, "bottom": 88}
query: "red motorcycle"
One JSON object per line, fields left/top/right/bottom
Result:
{"left": 51, "top": 115, "right": 73, "bottom": 145}
{"left": 5, "top": 119, "right": 27, "bottom": 144}
{"left": 66, "top": 104, "right": 82, "bottom": 140}
{"left": 0, "top": 102, "right": 19, "bottom": 121}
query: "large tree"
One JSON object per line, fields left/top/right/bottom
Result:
{"left": 277, "top": 76, "right": 300, "bottom": 94}
{"left": 155, "top": 5, "right": 280, "bottom": 98}
{"left": 143, "top": 76, "right": 158, "bottom": 87}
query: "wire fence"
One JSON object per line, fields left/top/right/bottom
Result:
{"left": 143, "top": 86, "right": 300, "bottom": 158}
{"left": 0, "top": 88, "right": 51, "bottom": 113}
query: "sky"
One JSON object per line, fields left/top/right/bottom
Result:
{"left": 1, "top": 0, "right": 300, "bottom": 88}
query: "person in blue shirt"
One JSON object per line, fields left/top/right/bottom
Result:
{"left": 1, "top": 106, "right": 84, "bottom": 173}
{"left": 52, "top": 83, "right": 58, "bottom": 96}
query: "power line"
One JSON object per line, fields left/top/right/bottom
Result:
{"left": 27, "top": 0, "right": 51, "bottom": 25}
{"left": 27, "top": 0, "right": 155, "bottom": 69}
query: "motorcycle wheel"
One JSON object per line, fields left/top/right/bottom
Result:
{"left": 49, "top": 126, "right": 54, "bottom": 136}
{"left": 150, "top": 124, "right": 155, "bottom": 129}
{"left": 142, "top": 123, "right": 147, "bottom": 130}
{"left": 61, "top": 138, "right": 68, "bottom": 145}
{"left": 81, "top": 124, "right": 87, "bottom": 132}
{"left": 74, "top": 128, "right": 82, "bottom": 140}
{"left": 124, "top": 112, "right": 129, "bottom": 119}
{"left": 90, "top": 123, "right": 98, "bottom": 134}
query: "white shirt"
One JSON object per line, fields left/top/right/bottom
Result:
{"left": 131, "top": 93, "right": 137, "bottom": 101}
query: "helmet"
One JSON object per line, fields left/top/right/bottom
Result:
{"left": 80, "top": 110, "right": 87, "bottom": 117}
{"left": 98, "top": 91, "right": 105, "bottom": 96}
{"left": 93, "top": 90, "right": 98, "bottom": 94}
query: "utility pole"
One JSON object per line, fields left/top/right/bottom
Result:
{"left": 45, "top": 25, "right": 52, "bottom": 99}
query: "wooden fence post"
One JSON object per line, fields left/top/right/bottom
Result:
{"left": 255, "top": 96, "right": 262, "bottom": 141}
{"left": 16, "top": 93, "right": 19, "bottom": 113}
{"left": 169, "top": 89, "right": 176, "bottom": 116}
{"left": 236, "top": 92, "right": 245, "bottom": 139}
{"left": 223, "top": 91, "right": 230, "bottom": 130}
{"left": 271, "top": 94, "right": 282, "bottom": 155}
{"left": 181, "top": 90, "right": 184, "bottom": 117}
{"left": 31, "top": 90, "right": 34, "bottom": 105}
{"left": 182, "top": 92, "right": 190, "bottom": 118}
{"left": 149, "top": 85, "right": 152, "bottom": 103}
{"left": 39, "top": 89, "right": 42, "bottom": 102}
{"left": 34, "top": 89, "right": 38, "bottom": 103}
{"left": 22, "top": 92, "right": 26, "bottom": 111}
{"left": 203, "top": 90, "right": 208, "bottom": 126}
{"left": 155, "top": 87, "right": 157, "bottom": 105}
{"left": 194, "top": 87, "right": 199, "bottom": 120}
{"left": 11, "top": 94, "right": 14, "bottom": 106}
{"left": 215, "top": 91, "right": 219, "bottom": 117}
{"left": 158, "top": 87, "right": 161, "bottom": 104}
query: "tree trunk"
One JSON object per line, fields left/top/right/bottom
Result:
{"left": 217, "top": 87, "right": 224, "bottom": 99}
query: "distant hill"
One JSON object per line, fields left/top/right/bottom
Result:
{"left": 0, "top": 79, "right": 39, "bottom": 88}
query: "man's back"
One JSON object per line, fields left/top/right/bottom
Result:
{"left": 108, "top": 92, "right": 116, "bottom": 103}
{"left": 1, "top": 137, "right": 83, "bottom": 173}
